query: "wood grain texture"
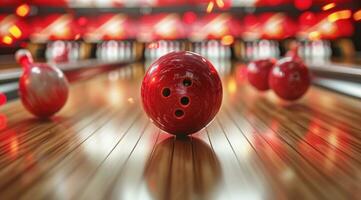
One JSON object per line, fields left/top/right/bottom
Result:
{"left": 0, "top": 62, "right": 360, "bottom": 200}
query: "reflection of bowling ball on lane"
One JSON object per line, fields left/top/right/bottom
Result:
{"left": 0, "top": 129, "right": 20, "bottom": 162}
{"left": 0, "top": 118, "right": 74, "bottom": 193}
{"left": 298, "top": 121, "right": 353, "bottom": 174}
{"left": 15, "top": 49, "right": 69, "bottom": 118}
{"left": 145, "top": 136, "right": 221, "bottom": 200}
{"left": 141, "top": 51, "right": 223, "bottom": 136}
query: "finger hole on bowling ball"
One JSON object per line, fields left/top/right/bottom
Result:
{"left": 162, "top": 88, "right": 171, "bottom": 97}
{"left": 180, "top": 96, "right": 190, "bottom": 106}
{"left": 174, "top": 109, "right": 184, "bottom": 119}
{"left": 183, "top": 78, "right": 192, "bottom": 87}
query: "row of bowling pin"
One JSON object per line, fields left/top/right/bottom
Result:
{"left": 207, "top": 57, "right": 232, "bottom": 76}
{"left": 298, "top": 40, "right": 332, "bottom": 62}
{"left": 239, "top": 40, "right": 280, "bottom": 61}
{"left": 191, "top": 40, "right": 231, "bottom": 59}
{"left": 45, "top": 40, "right": 81, "bottom": 63}
{"left": 96, "top": 40, "right": 136, "bottom": 62}
{"left": 144, "top": 40, "right": 185, "bottom": 60}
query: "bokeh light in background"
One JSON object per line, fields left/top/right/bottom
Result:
{"left": 15, "top": 4, "right": 30, "bottom": 17}
{"left": 2, "top": 36, "right": 13, "bottom": 45}
{"left": 221, "top": 35, "right": 234, "bottom": 45}
{"left": 322, "top": 3, "right": 336, "bottom": 11}
{"left": 0, "top": 1, "right": 359, "bottom": 45}
{"left": 354, "top": 9, "right": 361, "bottom": 21}
{"left": 9, "top": 25, "right": 22, "bottom": 39}
{"left": 0, "top": 0, "right": 359, "bottom": 64}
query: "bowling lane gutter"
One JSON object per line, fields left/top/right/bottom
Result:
{"left": 307, "top": 61, "right": 361, "bottom": 99}
{"left": 0, "top": 59, "right": 128, "bottom": 100}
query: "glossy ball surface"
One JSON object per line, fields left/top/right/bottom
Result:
{"left": 141, "top": 51, "right": 222, "bottom": 136}
{"left": 247, "top": 59, "right": 275, "bottom": 91}
{"left": 269, "top": 57, "right": 310, "bottom": 101}
{"left": 19, "top": 63, "right": 69, "bottom": 118}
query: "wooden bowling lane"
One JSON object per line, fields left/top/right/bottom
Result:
{"left": 0, "top": 62, "right": 361, "bottom": 199}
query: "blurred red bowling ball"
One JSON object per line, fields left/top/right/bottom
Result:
{"left": 247, "top": 59, "right": 275, "bottom": 91}
{"left": 269, "top": 57, "right": 310, "bottom": 101}
{"left": 16, "top": 49, "right": 69, "bottom": 118}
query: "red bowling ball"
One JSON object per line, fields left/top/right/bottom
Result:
{"left": 16, "top": 49, "right": 69, "bottom": 118}
{"left": 247, "top": 59, "right": 276, "bottom": 91}
{"left": 269, "top": 57, "right": 310, "bottom": 101}
{"left": 141, "top": 51, "right": 223, "bottom": 136}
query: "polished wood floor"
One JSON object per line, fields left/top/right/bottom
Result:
{"left": 0, "top": 62, "right": 360, "bottom": 200}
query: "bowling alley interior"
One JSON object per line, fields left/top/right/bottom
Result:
{"left": 1, "top": 0, "right": 361, "bottom": 199}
